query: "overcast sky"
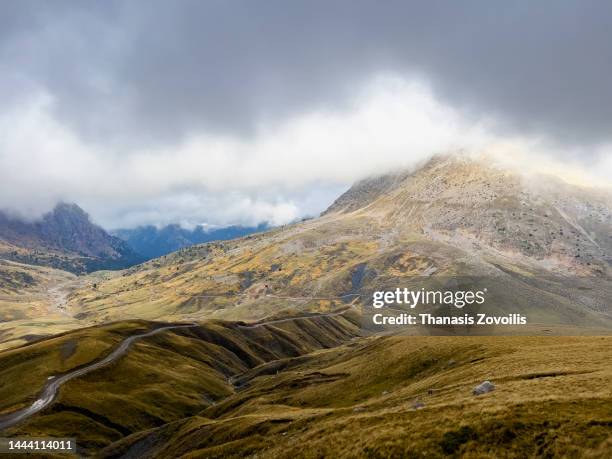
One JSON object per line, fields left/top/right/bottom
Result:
{"left": 1, "top": 1, "right": 611, "bottom": 228}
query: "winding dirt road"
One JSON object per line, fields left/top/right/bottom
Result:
{"left": 0, "top": 323, "right": 197, "bottom": 431}
{"left": 0, "top": 308, "right": 356, "bottom": 431}
{"left": 237, "top": 307, "right": 356, "bottom": 329}
{"left": 0, "top": 304, "right": 355, "bottom": 431}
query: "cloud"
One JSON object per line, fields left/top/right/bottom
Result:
{"left": 0, "top": 2, "right": 610, "bottom": 228}
{"left": 2, "top": 1, "right": 612, "bottom": 148}
{"left": 1, "top": 76, "right": 609, "bottom": 229}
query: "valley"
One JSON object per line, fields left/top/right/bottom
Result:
{"left": 0, "top": 260, "right": 85, "bottom": 350}
{"left": 0, "top": 315, "right": 609, "bottom": 457}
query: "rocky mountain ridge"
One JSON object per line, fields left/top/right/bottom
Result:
{"left": 0, "top": 203, "right": 143, "bottom": 274}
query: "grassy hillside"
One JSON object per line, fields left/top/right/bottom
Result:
{"left": 98, "top": 335, "right": 612, "bottom": 458}
{"left": 0, "top": 259, "right": 86, "bottom": 350}
{"left": 63, "top": 219, "right": 612, "bottom": 332}
{"left": 0, "top": 312, "right": 360, "bottom": 454}
{"left": 2, "top": 321, "right": 608, "bottom": 457}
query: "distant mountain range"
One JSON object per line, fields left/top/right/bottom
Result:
{"left": 0, "top": 203, "right": 144, "bottom": 274}
{"left": 112, "top": 223, "right": 269, "bottom": 259}
{"left": 0, "top": 203, "right": 270, "bottom": 273}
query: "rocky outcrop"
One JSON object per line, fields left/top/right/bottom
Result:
{"left": 473, "top": 380, "right": 496, "bottom": 395}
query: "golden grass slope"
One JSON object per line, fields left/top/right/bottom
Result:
{"left": 0, "top": 307, "right": 609, "bottom": 457}
{"left": 1, "top": 312, "right": 360, "bottom": 454}
{"left": 0, "top": 259, "right": 87, "bottom": 350}
{"left": 99, "top": 335, "right": 612, "bottom": 458}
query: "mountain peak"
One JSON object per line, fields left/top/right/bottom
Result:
{"left": 52, "top": 202, "right": 89, "bottom": 218}
{"left": 323, "top": 154, "right": 499, "bottom": 215}
{"left": 0, "top": 202, "right": 143, "bottom": 273}
{"left": 43, "top": 202, "right": 93, "bottom": 228}
{"left": 323, "top": 154, "right": 611, "bottom": 274}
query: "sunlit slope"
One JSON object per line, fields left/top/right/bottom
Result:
{"left": 0, "top": 313, "right": 360, "bottom": 453}
{"left": 0, "top": 259, "right": 85, "bottom": 350}
{"left": 2, "top": 312, "right": 609, "bottom": 457}
{"left": 0, "top": 321, "right": 133, "bottom": 414}
{"left": 95, "top": 335, "right": 611, "bottom": 458}
{"left": 65, "top": 156, "right": 612, "bottom": 330}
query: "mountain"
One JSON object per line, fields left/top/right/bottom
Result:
{"left": 0, "top": 203, "right": 144, "bottom": 274}
{"left": 112, "top": 223, "right": 269, "bottom": 259}
{"left": 2, "top": 154, "right": 612, "bottom": 457}
{"left": 326, "top": 155, "right": 612, "bottom": 271}
{"left": 63, "top": 155, "right": 612, "bottom": 329}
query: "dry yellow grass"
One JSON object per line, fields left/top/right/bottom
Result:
{"left": 1, "top": 311, "right": 610, "bottom": 457}
{"left": 96, "top": 334, "right": 612, "bottom": 458}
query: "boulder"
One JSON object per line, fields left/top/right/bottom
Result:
{"left": 473, "top": 380, "right": 495, "bottom": 395}
{"left": 411, "top": 399, "right": 425, "bottom": 409}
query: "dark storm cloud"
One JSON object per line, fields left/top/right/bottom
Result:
{"left": 1, "top": 1, "right": 611, "bottom": 228}
{"left": 1, "top": 0, "right": 611, "bottom": 147}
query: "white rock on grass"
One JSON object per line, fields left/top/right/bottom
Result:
{"left": 473, "top": 380, "right": 495, "bottom": 395}
{"left": 411, "top": 399, "right": 425, "bottom": 410}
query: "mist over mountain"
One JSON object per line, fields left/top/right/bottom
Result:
{"left": 60, "top": 155, "right": 611, "bottom": 331}
{"left": 0, "top": 203, "right": 143, "bottom": 274}
{"left": 112, "top": 223, "right": 269, "bottom": 260}
{"left": 325, "top": 155, "right": 612, "bottom": 273}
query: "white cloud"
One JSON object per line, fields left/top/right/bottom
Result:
{"left": 0, "top": 75, "right": 609, "bottom": 228}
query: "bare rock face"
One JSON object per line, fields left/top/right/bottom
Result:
{"left": 473, "top": 380, "right": 496, "bottom": 395}
{"left": 323, "top": 169, "right": 413, "bottom": 215}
